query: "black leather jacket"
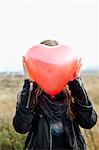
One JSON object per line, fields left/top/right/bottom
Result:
{"left": 13, "top": 77, "right": 97, "bottom": 150}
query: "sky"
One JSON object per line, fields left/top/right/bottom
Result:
{"left": 0, "top": 1, "right": 99, "bottom": 72}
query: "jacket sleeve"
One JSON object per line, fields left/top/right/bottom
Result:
{"left": 13, "top": 79, "right": 38, "bottom": 134}
{"left": 68, "top": 77, "right": 97, "bottom": 129}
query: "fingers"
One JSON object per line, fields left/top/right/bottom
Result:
{"left": 77, "top": 58, "right": 82, "bottom": 65}
{"left": 77, "top": 58, "right": 82, "bottom": 70}
{"left": 22, "top": 56, "right": 25, "bottom": 62}
{"left": 22, "top": 56, "right": 29, "bottom": 79}
{"left": 22, "top": 56, "right": 26, "bottom": 71}
{"left": 72, "top": 58, "right": 82, "bottom": 80}
{"left": 22, "top": 56, "right": 28, "bottom": 70}
{"left": 22, "top": 56, "right": 26, "bottom": 65}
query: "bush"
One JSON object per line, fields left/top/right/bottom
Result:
{"left": 0, "top": 124, "right": 27, "bottom": 150}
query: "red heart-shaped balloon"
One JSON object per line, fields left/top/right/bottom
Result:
{"left": 25, "top": 44, "right": 79, "bottom": 95}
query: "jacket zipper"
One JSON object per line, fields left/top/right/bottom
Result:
{"left": 26, "top": 82, "right": 53, "bottom": 150}
{"left": 50, "top": 126, "right": 52, "bottom": 150}
{"left": 26, "top": 131, "right": 34, "bottom": 149}
{"left": 26, "top": 82, "right": 33, "bottom": 108}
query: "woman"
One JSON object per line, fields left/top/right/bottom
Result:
{"left": 13, "top": 40, "right": 97, "bottom": 150}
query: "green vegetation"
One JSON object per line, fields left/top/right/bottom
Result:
{"left": 0, "top": 124, "right": 26, "bottom": 150}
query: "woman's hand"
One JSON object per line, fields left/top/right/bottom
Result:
{"left": 73, "top": 58, "right": 82, "bottom": 79}
{"left": 22, "top": 56, "right": 30, "bottom": 79}
{"left": 70, "top": 58, "right": 82, "bottom": 81}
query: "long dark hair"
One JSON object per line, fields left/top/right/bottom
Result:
{"left": 34, "top": 39, "right": 76, "bottom": 120}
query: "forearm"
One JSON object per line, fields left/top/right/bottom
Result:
{"left": 18, "top": 79, "right": 33, "bottom": 110}
{"left": 68, "top": 77, "right": 97, "bottom": 129}
{"left": 13, "top": 79, "right": 37, "bottom": 133}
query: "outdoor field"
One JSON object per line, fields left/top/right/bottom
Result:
{"left": 0, "top": 73, "right": 99, "bottom": 150}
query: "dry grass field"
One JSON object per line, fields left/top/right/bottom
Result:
{"left": 0, "top": 73, "right": 99, "bottom": 150}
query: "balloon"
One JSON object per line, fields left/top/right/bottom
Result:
{"left": 25, "top": 44, "right": 80, "bottom": 95}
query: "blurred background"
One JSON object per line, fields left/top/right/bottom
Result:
{"left": 0, "top": 1, "right": 99, "bottom": 150}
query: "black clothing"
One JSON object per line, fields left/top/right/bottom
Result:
{"left": 13, "top": 77, "right": 97, "bottom": 150}
{"left": 39, "top": 94, "right": 66, "bottom": 123}
{"left": 52, "top": 133, "right": 66, "bottom": 149}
